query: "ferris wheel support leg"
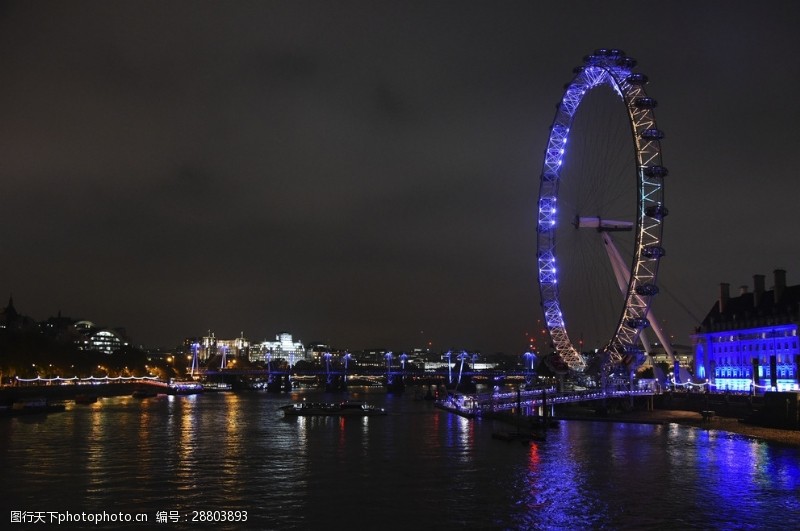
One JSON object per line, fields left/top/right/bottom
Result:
{"left": 603, "top": 238, "right": 654, "bottom": 358}
{"left": 601, "top": 232, "right": 676, "bottom": 370}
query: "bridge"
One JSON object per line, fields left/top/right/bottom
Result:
{"left": 197, "top": 366, "right": 557, "bottom": 395}
{"left": 435, "top": 387, "right": 657, "bottom": 419}
{"left": 9, "top": 367, "right": 659, "bottom": 411}
{"left": 198, "top": 366, "right": 538, "bottom": 383}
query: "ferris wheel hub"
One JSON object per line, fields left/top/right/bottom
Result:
{"left": 574, "top": 216, "right": 633, "bottom": 231}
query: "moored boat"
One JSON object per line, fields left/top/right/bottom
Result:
{"left": 201, "top": 382, "right": 232, "bottom": 392}
{"left": 74, "top": 394, "right": 98, "bottom": 404}
{"left": 434, "top": 392, "right": 479, "bottom": 418}
{"left": 281, "top": 401, "right": 386, "bottom": 417}
{"left": 1, "top": 397, "right": 66, "bottom": 417}
{"left": 167, "top": 380, "right": 204, "bottom": 395}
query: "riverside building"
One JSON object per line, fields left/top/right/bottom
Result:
{"left": 692, "top": 269, "right": 800, "bottom": 392}
{"left": 250, "top": 332, "right": 305, "bottom": 363}
{"left": 73, "top": 321, "right": 129, "bottom": 355}
{"left": 189, "top": 331, "right": 305, "bottom": 365}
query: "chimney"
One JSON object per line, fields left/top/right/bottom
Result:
{"left": 754, "top": 274, "right": 765, "bottom": 307}
{"left": 774, "top": 269, "right": 786, "bottom": 304}
{"left": 719, "top": 282, "right": 730, "bottom": 313}
{"left": 739, "top": 285, "right": 749, "bottom": 295}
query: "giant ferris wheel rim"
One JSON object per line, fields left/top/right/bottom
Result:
{"left": 536, "top": 49, "right": 667, "bottom": 372}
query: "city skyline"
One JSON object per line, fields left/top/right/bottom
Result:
{"left": 1, "top": 293, "right": 497, "bottom": 353}
{"left": 1, "top": 2, "right": 800, "bottom": 355}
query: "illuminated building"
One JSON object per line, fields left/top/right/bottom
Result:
{"left": 0, "top": 299, "right": 130, "bottom": 356}
{"left": 306, "top": 343, "right": 331, "bottom": 364}
{"left": 251, "top": 332, "right": 305, "bottom": 363}
{"left": 692, "top": 269, "right": 800, "bottom": 392}
{"left": 186, "top": 331, "right": 218, "bottom": 362}
{"left": 358, "top": 348, "right": 389, "bottom": 369}
{"left": 307, "top": 343, "right": 344, "bottom": 364}
{"left": 73, "top": 320, "right": 129, "bottom": 355}
{"left": 190, "top": 332, "right": 250, "bottom": 366}
{"left": 638, "top": 342, "right": 693, "bottom": 371}
{"left": 216, "top": 333, "right": 250, "bottom": 361}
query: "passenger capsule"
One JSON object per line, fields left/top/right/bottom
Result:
{"left": 643, "top": 166, "right": 669, "bottom": 178}
{"left": 633, "top": 97, "right": 658, "bottom": 109}
{"left": 635, "top": 284, "right": 660, "bottom": 296}
{"left": 641, "top": 129, "right": 665, "bottom": 141}
{"left": 641, "top": 245, "right": 666, "bottom": 258}
{"left": 626, "top": 318, "right": 650, "bottom": 329}
{"left": 626, "top": 73, "right": 649, "bottom": 85}
{"left": 645, "top": 205, "right": 669, "bottom": 219}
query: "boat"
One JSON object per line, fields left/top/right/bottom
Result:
{"left": 0, "top": 397, "right": 66, "bottom": 417}
{"left": 167, "top": 380, "right": 204, "bottom": 395}
{"left": 132, "top": 389, "right": 158, "bottom": 399}
{"left": 74, "top": 394, "right": 98, "bottom": 404}
{"left": 434, "top": 392, "right": 479, "bottom": 418}
{"left": 281, "top": 401, "right": 387, "bottom": 417}
{"left": 201, "top": 382, "right": 232, "bottom": 392}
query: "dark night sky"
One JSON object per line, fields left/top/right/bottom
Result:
{"left": 1, "top": 1, "right": 799, "bottom": 355}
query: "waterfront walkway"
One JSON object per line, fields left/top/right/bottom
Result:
{"left": 438, "top": 387, "right": 656, "bottom": 417}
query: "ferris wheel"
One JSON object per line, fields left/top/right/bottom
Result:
{"left": 536, "top": 49, "right": 668, "bottom": 373}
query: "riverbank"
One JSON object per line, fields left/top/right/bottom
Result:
{"left": 555, "top": 407, "right": 800, "bottom": 448}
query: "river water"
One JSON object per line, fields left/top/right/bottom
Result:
{"left": 1, "top": 386, "right": 799, "bottom": 530}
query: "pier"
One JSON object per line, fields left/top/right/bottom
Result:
{"left": 436, "top": 387, "right": 656, "bottom": 418}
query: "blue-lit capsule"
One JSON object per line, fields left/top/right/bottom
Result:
{"left": 645, "top": 205, "right": 669, "bottom": 219}
{"left": 643, "top": 166, "right": 669, "bottom": 178}
{"left": 635, "top": 284, "right": 660, "bottom": 296}
{"left": 626, "top": 73, "right": 649, "bottom": 85}
{"left": 641, "top": 246, "right": 666, "bottom": 258}
{"left": 633, "top": 97, "right": 657, "bottom": 109}
{"left": 641, "top": 129, "right": 665, "bottom": 141}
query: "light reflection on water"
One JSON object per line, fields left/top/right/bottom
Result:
{"left": 1, "top": 388, "right": 798, "bottom": 530}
